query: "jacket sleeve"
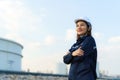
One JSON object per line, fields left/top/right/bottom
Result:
{"left": 63, "top": 43, "right": 76, "bottom": 64}
{"left": 72, "top": 37, "right": 96, "bottom": 62}
{"left": 81, "top": 36, "right": 96, "bottom": 56}
{"left": 63, "top": 52, "right": 73, "bottom": 64}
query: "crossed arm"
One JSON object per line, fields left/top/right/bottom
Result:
{"left": 63, "top": 48, "right": 84, "bottom": 64}
{"left": 63, "top": 37, "right": 95, "bottom": 64}
{"left": 71, "top": 47, "right": 84, "bottom": 56}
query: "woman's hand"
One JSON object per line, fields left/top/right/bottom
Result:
{"left": 72, "top": 48, "right": 84, "bottom": 56}
{"left": 66, "top": 51, "right": 70, "bottom": 54}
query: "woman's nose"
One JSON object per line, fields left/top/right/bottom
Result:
{"left": 77, "top": 26, "right": 81, "bottom": 28}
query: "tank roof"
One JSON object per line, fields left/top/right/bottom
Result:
{"left": 0, "top": 37, "right": 23, "bottom": 49}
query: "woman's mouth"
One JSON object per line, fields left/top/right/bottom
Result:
{"left": 77, "top": 29, "right": 82, "bottom": 32}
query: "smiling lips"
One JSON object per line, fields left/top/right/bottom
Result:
{"left": 77, "top": 29, "right": 83, "bottom": 32}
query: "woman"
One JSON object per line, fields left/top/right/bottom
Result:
{"left": 63, "top": 18, "right": 97, "bottom": 80}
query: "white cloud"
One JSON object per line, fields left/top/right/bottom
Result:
{"left": 65, "top": 29, "right": 75, "bottom": 41}
{"left": 0, "top": 0, "right": 45, "bottom": 49}
{"left": 28, "top": 42, "right": 41, "bottom": 48}
{"left": 97, "top": 38, "right": 120, "bottom": 75}
{"left": 93, "top": 32, "right": 103, "bottom": 39}
{"left": 39, "top": 8, "right": 48, "bottom": 17}
{"left": 108, "top": 36, "right": 120, "bottom": 44}
{"left": 0, "top": 0, "right": 24, "bottom": 31}
{"left": 22, "top": 41, "right": 41, "bottom": 58}
{"left": 98, "top": 36, "right": 120, "bottom": 61}
{"left": 0, "top": 0, "right": 43, "bottom": 35}
{"left": 4, "top": 33, "right": 24, "bottom": 44}
{"left": 0, "top": 0, "right": 42, "bottom": 48}
{"left": 44, "top": 35, "right": 56, "bottom": 45}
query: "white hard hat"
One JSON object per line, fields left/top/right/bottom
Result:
{"left": 74, "top": 17, "right": 92, "bottom": 27}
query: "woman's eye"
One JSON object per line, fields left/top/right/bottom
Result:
{"left": 80, "top": 24, "right": 85, "bottom": 26}
{"left": 76, "top": 25, "right": 79, "bottom": 27}
{"left": 76, "top": 23, "right": 85, "bottom": 27}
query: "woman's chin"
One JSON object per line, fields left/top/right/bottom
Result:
{"left": 77, "top": 33, "right": 84, "bottom": 36}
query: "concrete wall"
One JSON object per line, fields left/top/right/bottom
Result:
{"left": 0, "top": 74, "right": 116, "bottom": 80}
{"left": 0, "top": 70, "right": 68, "bottom": 80}
{"left": 0, "top": 74, "right": 68, "bottom": 80}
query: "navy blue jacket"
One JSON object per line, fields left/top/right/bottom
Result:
{"left": 63, "top": 36, "right": 97, "bottom": 80}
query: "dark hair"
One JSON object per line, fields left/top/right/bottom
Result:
{"left": 76, "top": 20, "right": 92, "bottom": 40}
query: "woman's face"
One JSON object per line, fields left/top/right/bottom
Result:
{"left": 76, "top": 21, "right": 88, "bottom": 36}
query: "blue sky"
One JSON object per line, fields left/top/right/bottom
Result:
{"left": 0, "top": 0, "right": 120, "bottom": 76}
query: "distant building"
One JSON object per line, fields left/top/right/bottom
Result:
{"left": 0, "top": 38, "right": 23, "bottom": 71}
{"left": 55, "top": 62, "right": 67, "bottom": 75}
{"left": 96, "top": 61, "right": 100, "bottom": 77}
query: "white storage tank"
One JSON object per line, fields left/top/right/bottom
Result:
{"left": 0, "top": 38, "right": 23, "bottom": 71}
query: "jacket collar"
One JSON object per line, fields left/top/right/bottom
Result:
{"left": 77, "top": 35, "right": 88, "bottom": 42}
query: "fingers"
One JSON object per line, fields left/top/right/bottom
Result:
{"left": 66, "top": 51, "right": 70, "bottom": 54}
{"left": 77, "top": 52, "right": 83, "bottom": 56}
{"left": 75, "top": 48, "right": 84, "bottom": 56}
{"left": 79, "top": 48, "right": 84, "bottom": 54}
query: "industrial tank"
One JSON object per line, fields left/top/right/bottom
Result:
{"left": 0, "top": 38, "right": 23, "bottom": 71}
